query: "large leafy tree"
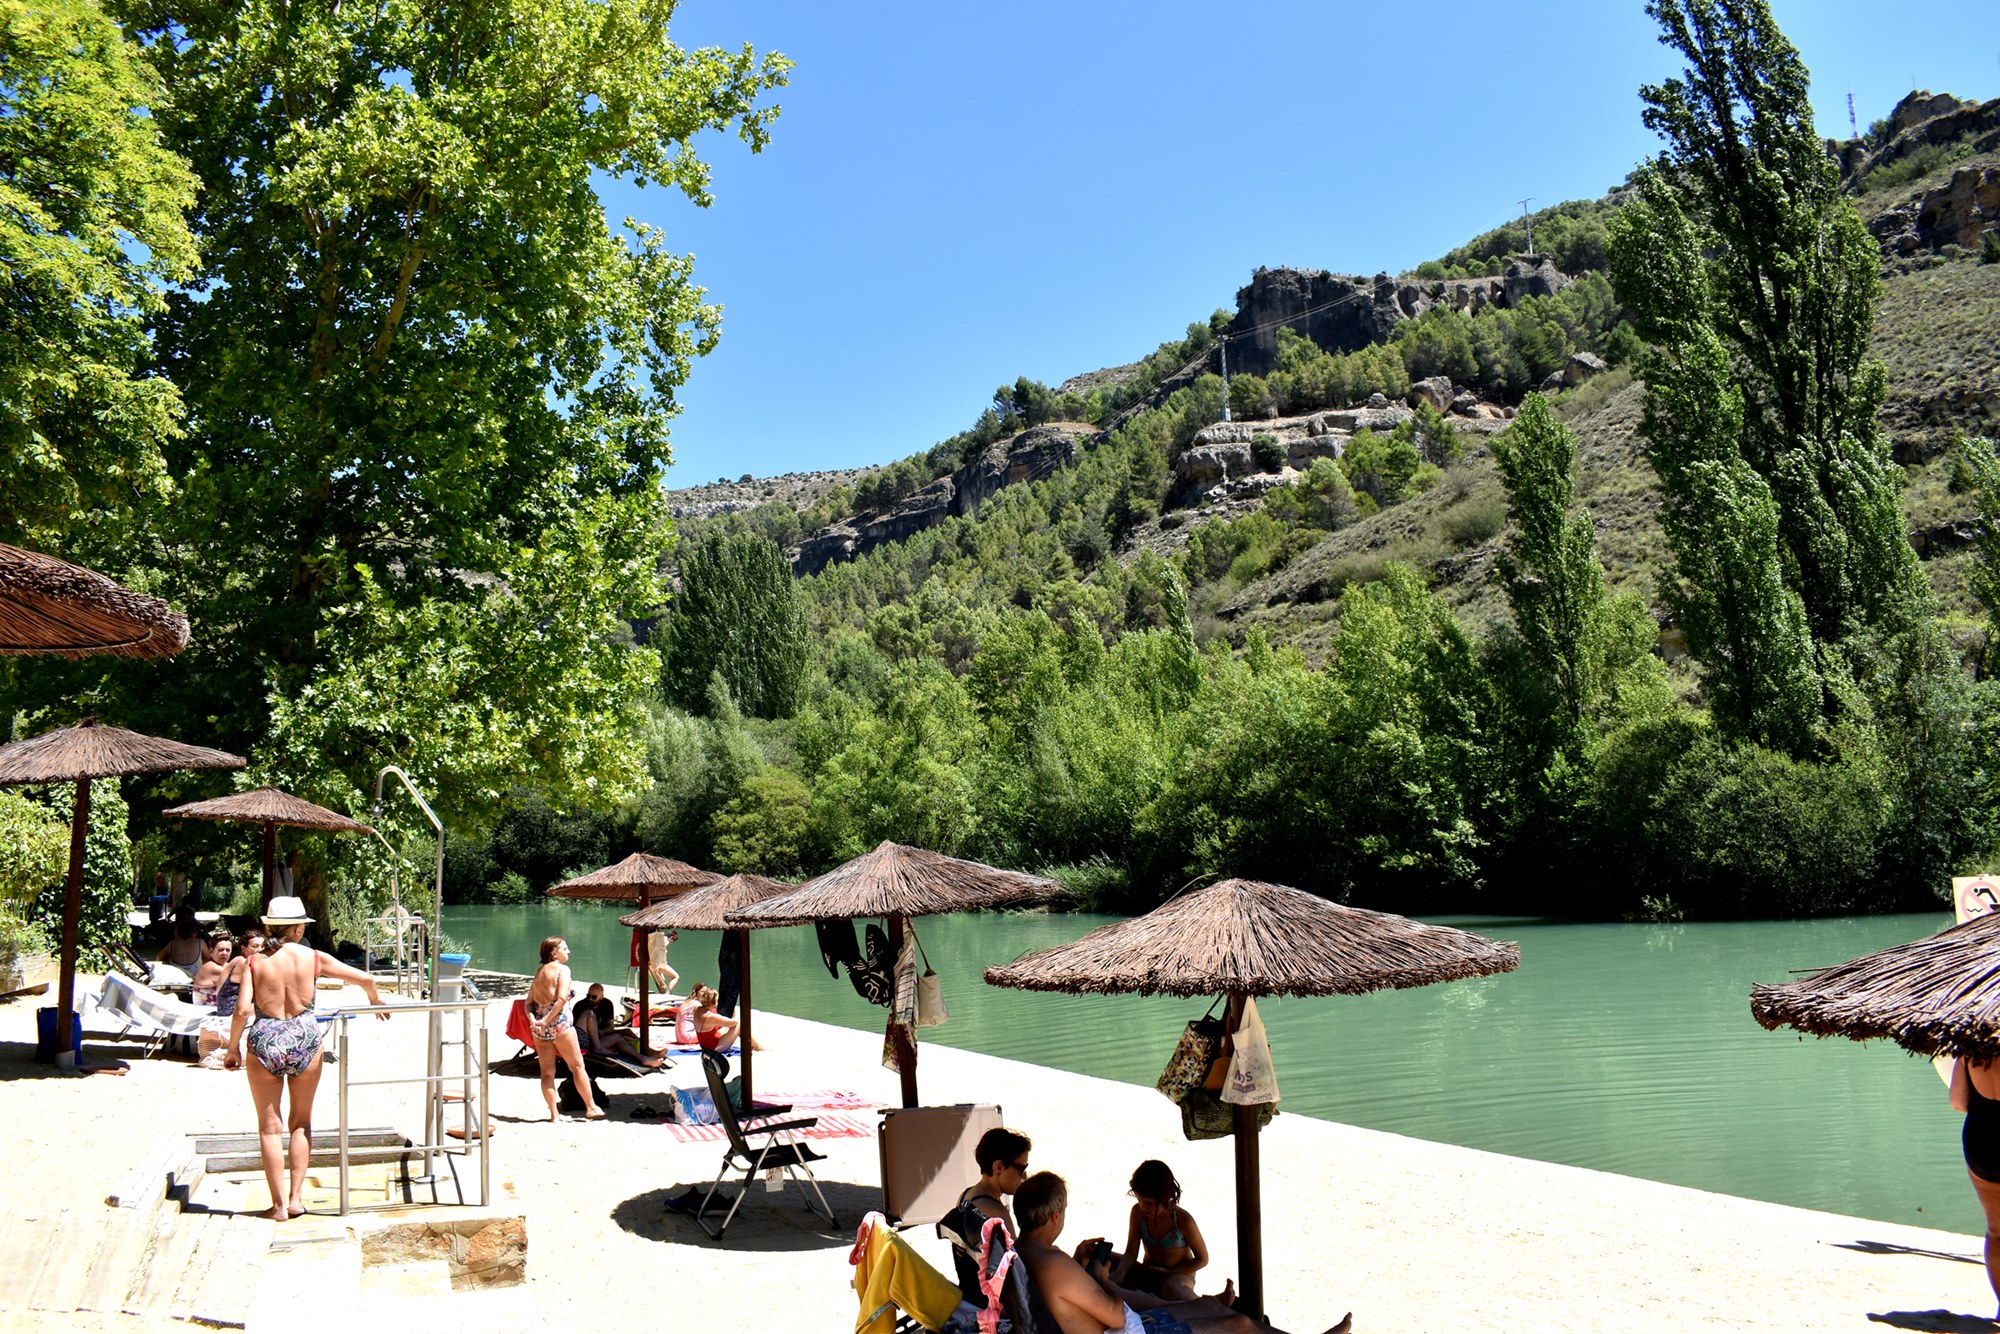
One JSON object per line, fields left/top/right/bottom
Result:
{"left": 1609, "top": 0, "right": 1932, "bottom": 754}
{"left": 0, "top": 0, "right": 197, "bottom": 546}
{"left": 12, "top": 1, "right": 787, "bottom": 867}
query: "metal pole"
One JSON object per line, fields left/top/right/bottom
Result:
{"left": 338, "top": 1018, "right": 351, "bottom": 1216}
{"left": 53, "top": 777, "right": 90, "bottom": 1073}
{"left": 478, "top": 1021, "right": 490, "bottom": 1207}
{"left": 1226, "top": 991, "right": 1264, "bottom": 1323}
{"left": 373, "top": 766, "right": 446, "bottom": 1183}
{"left": 888, "top": 914, "right": 917, "bottom": 1107}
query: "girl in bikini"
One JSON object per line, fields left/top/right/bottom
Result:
{"left": 526, "top": 937, "right": 602, "bottom": 1120}
{"left": 1112, "top": 1160, "right": 1209, "bottom": 1302}
{"left": 1953, "top": 1056, "right": 2000, "bottom": 1318}
{"left": 224, "top": 898, "right": 388, "bottom": 1220}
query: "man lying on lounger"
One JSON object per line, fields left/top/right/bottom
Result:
{"left": 1011, "top": 1171, "right": 1349, "bottom": 1334}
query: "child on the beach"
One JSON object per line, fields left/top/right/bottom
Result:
{"left": 1112, "top": 1159, "right": 1209, "bottom": 1302}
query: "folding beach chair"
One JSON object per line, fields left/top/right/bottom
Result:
{"left": 693, "top": 1049, "right": 835, "bottom": 1239}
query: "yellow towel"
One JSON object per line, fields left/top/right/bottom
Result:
{"left": 853, "top": 1221, "right": 962, "bottom": 1334}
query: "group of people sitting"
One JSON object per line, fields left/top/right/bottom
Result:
{"left": 954, "top": 1128, "right": 1349, "bottom": 1334}
{"left": 522, "top": 935, "right": 743, "bottom": 1120}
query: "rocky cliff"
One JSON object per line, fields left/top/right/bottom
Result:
{"left": 1220, "top": 258, "right": 1573, "bottom": 378}
{"left": 792, "top": 424, "right": 1086, "bottom": 574}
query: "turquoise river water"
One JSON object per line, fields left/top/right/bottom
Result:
{"left": 445, "top": 905, "right": 1976, "bottom": 1234}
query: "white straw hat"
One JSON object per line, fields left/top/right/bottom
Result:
{"left": 262, "top": 895, "right": 313, "bottom": 926}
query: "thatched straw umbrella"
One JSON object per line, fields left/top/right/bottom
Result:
{"left": 549, "top": 853, "right": 719, "bottom": 1053}
{"left": 1750, "top": 911, "right": 2000, "bottom": 1059}
{"left": 728, "top": 840, "right": 1063, "bottom": 1106}
{"left": 985, "top": 878, "right": 1520, "bottom": 1321}
{"left": 0, "top": 719, "right": 243, "bottom": 1069}
{"left": 622, "top": 873, "right": 793, "bottom": 1107}
{"left": 162, "top": 786, "right": 374, "bottom": 912}
{"left": 0, "top": 543, "right": 190, "bottom": 659}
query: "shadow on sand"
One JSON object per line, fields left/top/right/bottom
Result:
{"left": 0, "top": 1037, "right": 148, "bottom": 1081}
{"left": 1838, "top": 1239, "right": 1983, "bottom": 1266}
{"left": 610, "top": 1179, "right": 882, "bottom": 1253}
{"left": 1867, "top": 1312, "right": 1999, "bottom": 1332}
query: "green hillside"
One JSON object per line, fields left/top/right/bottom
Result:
{"left": 590, "top": 80, "right": 2000, "bottom": 925}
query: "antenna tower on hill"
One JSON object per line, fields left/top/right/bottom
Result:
{"left": 1518, "top": 198, "right": 1535, "bottom": 256}
{"left": 1847, "top": 92, "right": 1857, "bottom": 138}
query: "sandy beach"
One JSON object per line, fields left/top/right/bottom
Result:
{"left": 0, "top": 974, "right": 1992, "bottom": 1334}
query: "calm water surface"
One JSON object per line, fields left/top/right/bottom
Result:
{"left": 446, "top": 905, "right": 1974, "bottom": 1234}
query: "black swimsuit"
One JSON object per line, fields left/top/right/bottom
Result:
{"left": 1965, "top": 1068, "right": 2000, "bottom": 1183}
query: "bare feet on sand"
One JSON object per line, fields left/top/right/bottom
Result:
{"left": 584, "top": 1107, "right": 606, "bottom": 1119}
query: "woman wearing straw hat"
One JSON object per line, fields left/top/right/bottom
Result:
{"left": 225, "top": 896, "right": 388, "bottom": 1220}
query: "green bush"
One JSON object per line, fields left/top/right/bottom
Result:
{"left": 1250, "top": 434, "right": 1286, "bottom": 472}
{"left": 1041, "top": 858, "right": 1132, "bottom": 912}
{"left": 27, "top": 781, "right": 130, "bottom": 970}
{"left": 1982, "top": 230, "right": 2000, "bottom": 265}
{"left": 0, "top": 791, "right": 68, "bottom": 908}
{"left": 1439, "top": 492, "right": 1508, "bottom": 547}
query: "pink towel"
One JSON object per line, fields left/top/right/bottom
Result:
{"left": 657, "top": 1111, "right": 878, "bottom": 1143}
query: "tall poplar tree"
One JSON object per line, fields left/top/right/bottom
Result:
{"left": 1609, "top": 0, "right": 1933, "bottom": 755}
{"left": 663, "top": 533, "right": 810, "bottom": 720}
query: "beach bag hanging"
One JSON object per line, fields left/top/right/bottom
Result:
{"left": 1154, "top": 997, "right": 1226, "bottom": 1104}
{"left": 1222, "top": 996, "right": 1280, "bottom": 1106}
{"left": 1180, "top": 1088, "right": 1277, "bottom": 1141}
{"left": 913, "top": 931, "right": 949, "bottom": 1028}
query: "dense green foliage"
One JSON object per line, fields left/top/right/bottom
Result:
{"left": 27, "top": 781, "right": 131, "bottom": 967}
{"left": 1416, "top": 198, "right": 1622, "bottom": 278}
{"left": 0, "top": 791, "right": 68, "bottom": 907}
{"left": 662, "top": 533, "right": 810, "bottom": 719}
{"left": 0, "top": 0, "right": 198, "bottom": 546}
{"left": 2, "top": 0, "right": 788, "bottom": 930}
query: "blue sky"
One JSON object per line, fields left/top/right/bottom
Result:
{"left": 610, "top": 1, "right": 1999, "bottom": 485}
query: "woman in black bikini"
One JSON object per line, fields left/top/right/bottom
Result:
{"left": 1953, "top": 1056, "right": 2000, "bottom": 1316}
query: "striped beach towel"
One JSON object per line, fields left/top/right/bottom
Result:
{"left": 657, "top": 1110, "right": 878, "bottom": 1144}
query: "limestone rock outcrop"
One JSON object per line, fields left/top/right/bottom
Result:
{"left": 1221, "top": 260, "right": 1573, "bottom": 378}
{"left": 792, "top": 425, "right": 1081, "bottom": 574}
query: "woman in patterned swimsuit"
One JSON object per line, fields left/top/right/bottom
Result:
{"left": 527, "top": 937, "right": 601, "bottom": 1120}
{"left": 225, "top": 897, "right": 387, "bottom": 1220}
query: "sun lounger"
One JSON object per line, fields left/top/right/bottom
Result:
{"left": 87, "top": 974, "right": 214, "bottom": 1055}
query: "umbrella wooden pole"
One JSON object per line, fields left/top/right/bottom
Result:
{"left": 54, "top": 778, "right": 91, "bottom": 1072}
{"left": 261, "top": 821, "right": 275, "bottom": 912}
{"left": 638, "top": 893, "right": 651, "bottom": 1056}
{"left": 1226, "top": 991, "right": 1265, "bottom": 1323}
{"left": 889, "top": 913, "right": 918, "bottom": 1107}
{"left": 738, "top": 929, "right": 755, "bottom": 1110}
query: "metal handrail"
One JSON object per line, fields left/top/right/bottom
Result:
{"left": 331, "top": 998, "right": 490, "bottom": 1216}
